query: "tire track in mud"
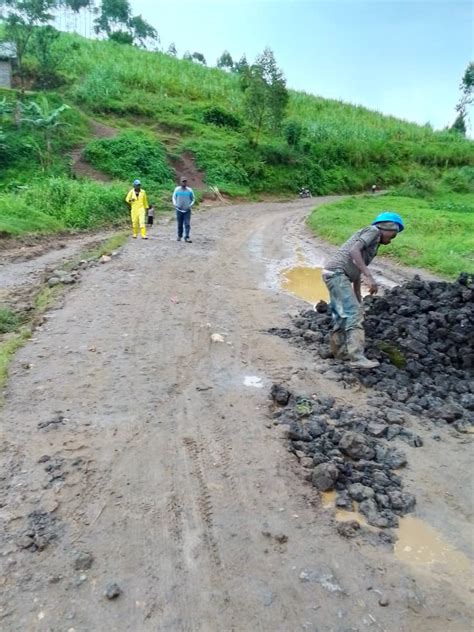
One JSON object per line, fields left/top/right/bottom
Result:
{"left": 182, "top": 436, "right": 222, "bottom": 567}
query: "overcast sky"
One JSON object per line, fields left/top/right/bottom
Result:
{"left": 128, "top": 0, "right": 473, "bottom": 132}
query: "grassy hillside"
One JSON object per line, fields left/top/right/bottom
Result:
{"left": 0, "top": 30, "right": 473, "bottom": 241}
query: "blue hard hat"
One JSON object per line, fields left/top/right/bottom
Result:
{"left": 372, "top": 212, "right": 405, "bottom": 232}
{"left": 133, "top": 179, "right": 141, "bottom": 186}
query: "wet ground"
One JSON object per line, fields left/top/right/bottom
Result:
{"left": 0, "top": 198, "right": 472, "bottom": 631}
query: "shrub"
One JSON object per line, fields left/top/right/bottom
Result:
{"left": 202, "top": 106, "right": 241, "bottom": 129}
{"left": 283, "top": 119, "right": 303, "bottom": 147}
{"left": 84, "top": 131, "right": 174, "bottom": 185}
{"left": 396, "top": 172, "right": 437, "bottom": 198}
{"left": 441, "top": 166, "right": 474, "bottom": 193}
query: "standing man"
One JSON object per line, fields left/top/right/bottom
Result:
{"left": 322, "top": 212, "right": 405, "bottom": 369}
{"left": 126, "top": 179, "right": 149, "bottom": 240}
{"left": 172, "top": 177, "right": 195, "bottom": 243}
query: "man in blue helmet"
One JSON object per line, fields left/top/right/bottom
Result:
{"left": 322, "top": 212, "right": 405, "bottom": 369}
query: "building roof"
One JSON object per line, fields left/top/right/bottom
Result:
{"left": 0, "top": 42, "right": 17, "bottom": 60}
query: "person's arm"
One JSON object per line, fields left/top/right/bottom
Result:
{"left": 353, "top": 278, "right": 362, "bottom": 303}
{"left": 189, "top": 188, "right": 195, "bottom": 208}
{"left": 143, "top": 191, "right": 149, "bottom": 209}
{"left": 125, "top": 190, "right": 132, "bottom": 205}
{"left": 349, "top": 242, "right": 378, "bottom": 294}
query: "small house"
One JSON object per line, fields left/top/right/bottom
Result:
{"left": 0, "top": 42, "right": 17, "bottom": 89}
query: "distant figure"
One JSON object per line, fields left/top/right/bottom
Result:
{"left": 172, "top": 176, "right": 195, "bottom": 243}
{"left": 147, "top": 205, "right": 155, "bottom": 227}
{"left": 371, "top": 184, "right": 377, "bottom": 194}
{"left": 125, "top": 179, "right": 149, "bottom": 240}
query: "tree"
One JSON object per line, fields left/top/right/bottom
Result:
{"left": 240, "top": 48, "right": 289, "bottom": 144}
{"left": 192, "top": 51, "right": 206, "bottom": 65}
{"left": 0, "top": 0, "right": 58, "bottom": 86}
{"left": 451, "top": 61, "right": 474, "bottom": 136}
{"left": 217, "top": 50, "right": 233, "bottom": 71}
{"left": 183, "top": 50, "right": 192, "bottom": 61}
{"left": 233, "top": 54, "right": 248, "bottom": 74}
{"left": 32, "top": 25, "right": 71, "bottom": 87}
{"left": 167, "top": 42, "right": 177, "bottom": 56}
{"left": 94, "top": 0, "right": 158, "bottom": 48}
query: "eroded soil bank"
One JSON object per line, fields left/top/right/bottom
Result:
{"left": 0, "top": 198, "right": 472, "bottom": 631}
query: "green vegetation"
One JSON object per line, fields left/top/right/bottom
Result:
{"left": 0, "top": 177, "right": 128, "bottom": 234}
{"left": 0, "top": 307, "right": 20, "bottom": 334}
{"left": 84, "top": 130, "right": 174, "bottom": 186}
{"left": 0, "top": 13, "right": 472, "bottom": 282}
{"left": 377, "top": 341, "right": 407, "bottom": 369}
{"left": 308, "top": 183, "right": 474, "bottom": 277}
{"left": 0, "top": 327, "right": 31, "bottom": 392}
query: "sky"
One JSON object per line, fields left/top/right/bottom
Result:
{"left": 128, "top": 0, "right": 473, "bottom": 132}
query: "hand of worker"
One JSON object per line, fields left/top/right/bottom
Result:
{"left": 366, "top": 275, "right": 378, "bottom": 295}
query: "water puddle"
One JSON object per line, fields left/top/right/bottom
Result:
{"left": 321, "top": 491, "right": 337, "bottom": 508}
{"left": 335, "top": 509, "right": 370, "bottom": 527}
{"left": 395, "top": 516, "right": 471, "bottom": 574}
{"left": 243, "top": 375, "right": 264, "bottom": 388}
{"left": 281, "top": 266, "right": 329, "bottom": 304}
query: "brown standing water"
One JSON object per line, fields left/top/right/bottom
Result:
{"left": 281, "top": 266, "right": 329, "bottom": 304}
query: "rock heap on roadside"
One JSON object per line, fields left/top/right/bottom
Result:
{"left": 270, "top": 385, "right": 417, "bottom": 531}
{"left": 272, "top": 274, "right": 474, "bottom": 427}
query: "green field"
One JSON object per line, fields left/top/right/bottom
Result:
{"left": 308, "top": 192, "right": 474, "bottom": 278}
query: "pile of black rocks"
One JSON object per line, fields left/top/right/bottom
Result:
{"left": 272, "top": 274, "right": 474, "bottom": 427}
{"left": 271, "top": 385, "right": 417, "bottom": 531}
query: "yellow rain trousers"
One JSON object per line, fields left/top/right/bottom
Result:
{"left": 125, "top": 188, "right": 149, "bottom": 238}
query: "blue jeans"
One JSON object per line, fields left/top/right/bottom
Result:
{"left": 176, "top": 209, "right": 191, "bottom": 239}
{"left": 324, "top": 272, "right": 363, "bottom": 334}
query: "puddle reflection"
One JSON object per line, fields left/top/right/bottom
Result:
{"left": 281, "top": 266, "right": 329, "bottom": 304}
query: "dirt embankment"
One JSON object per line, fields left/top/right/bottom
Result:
{"left": 0, "top": 198, "right": 472, "bottom": 631}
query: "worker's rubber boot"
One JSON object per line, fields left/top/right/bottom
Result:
{"left": 346, "top": 328, "right": 379, "bottom": 369}
{"left": 330, "top": 330, "right": 348, "bottom": 360}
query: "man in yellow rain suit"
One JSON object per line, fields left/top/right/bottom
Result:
{"left": 125, "top": 179, "right": 149, "bottom": 239}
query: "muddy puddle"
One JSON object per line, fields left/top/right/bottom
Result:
{"left": 281, "top": 266, "right": 329, "bottom": 304}
{"left": 395, "top": 516, "right": 471, "bottom": 575}
{"left": 322, "top": 493, "right": 472, "bottom": 580}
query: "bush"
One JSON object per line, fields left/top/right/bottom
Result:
{"left": 202, "top": 106, "right": 241, "bottom": 129}
{"left": 283, "top": 119, "right": 303, "bottom": 147}
{"left": 441, "top": 167, "right": 474, "bottom": 193}
{"left": 84, "top": 131, "right": 175, "bottom": 185}
{"left": 395, "top": 172, "right": 438, "bottom": 198}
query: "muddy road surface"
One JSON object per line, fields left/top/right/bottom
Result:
{"left": 0, "top": 198, "right": 472, "bottom": 631}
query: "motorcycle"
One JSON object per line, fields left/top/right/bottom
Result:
{"left": 298, "top": 188, "right": 312, "bottom": 199}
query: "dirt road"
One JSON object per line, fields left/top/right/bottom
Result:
{"left": 0, "top": 199, "right": 472, "bottom": 631}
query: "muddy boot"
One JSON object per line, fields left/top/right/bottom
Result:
{"left": 330, "top": 330, "right": 348, "bottom": 360}
{"left": 346, "top": 328, "right": 379, "bottom": 369}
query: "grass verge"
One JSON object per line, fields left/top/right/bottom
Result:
{"left": 0, "top": 231, "right": 128, "bottom": 395}
{"left": 307, "top": 193, "right": 474, "bottom": 278}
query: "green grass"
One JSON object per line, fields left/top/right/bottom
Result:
{"left": 0, "top": 327, "right": 31, "bottom": 392}
{"left": 0, "top": 308, "right": 21, "bottom": 334}
{"left": 308, "top": 192, "right": 474, "bottom": 278}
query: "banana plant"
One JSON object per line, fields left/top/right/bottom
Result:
{"left": 19, "top": 96, "right": 70, "bottom": 168}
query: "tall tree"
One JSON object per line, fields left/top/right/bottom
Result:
{"left": 240, "top": 48, "right": 289, "bottom": 144}
{"left": 94, "top": 0, "right": 158, "bottom": 48}
{"left": 166, "top": 42, "right": 177, "bottom": 56}
{"left": 451, "top": 62, "right": 474, "bottom": 136}
{"left": 217, "top": 50, "right": 233, "bottom": 71}
{"left": 0, "top": 0, "right": 58, "bottom": 86}
{"left": 192, "top": 51, "right": 206, "bottom": 65}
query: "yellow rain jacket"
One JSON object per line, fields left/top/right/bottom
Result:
{"left": 126, "top": 188, "right": 149, "bottom": 238}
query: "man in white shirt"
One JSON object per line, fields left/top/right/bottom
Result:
{"left": 172, "top": 177, "right": 195, "bottom": 243}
